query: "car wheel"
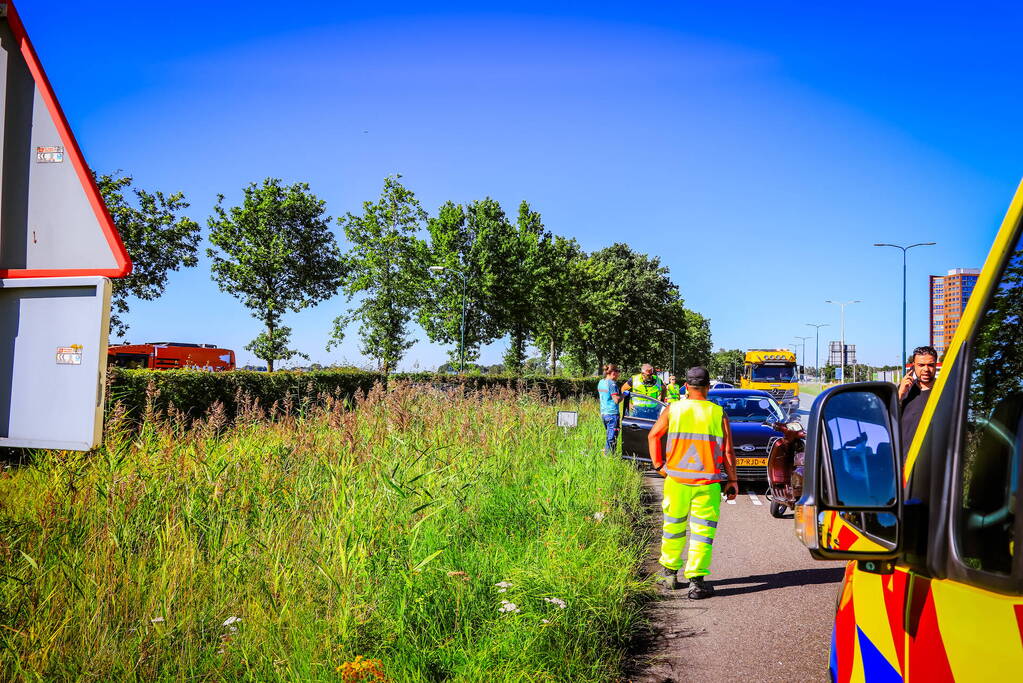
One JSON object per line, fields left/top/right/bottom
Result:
{"left": 769, "top": 501, "right": 787, "bottom": 518}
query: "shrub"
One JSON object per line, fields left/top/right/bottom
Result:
{"left": 108, "top": 369, "right": 600, "bottom": 422}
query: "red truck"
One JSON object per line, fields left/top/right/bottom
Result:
{"left": 108, "top": 342, "right": 235, "bottom": 371}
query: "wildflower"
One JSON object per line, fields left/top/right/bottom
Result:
{"left": 592, "top": 512, "right": 605, "bottom": 521}
{"left": 336, "top": 654, "right": 387, "bottom": 682}
{"left": 150, "top": 616, "right": 165, "bottom": 624}
{"left": 494, "top": 581, "right": 512, "bottom": 588}
{"left": 497, "top": 600, "right": 520, "bottom": 614}
{"left": 543, "top": 597, "right": 568, "bottom": 609}
{"left": 541, "top": 619, "right": 550, "bottom": 624}
{"left": 222, "top": 615, "right": 242, "bottom": 633}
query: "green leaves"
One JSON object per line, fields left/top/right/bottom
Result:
{"left": 95, "top": 172, "right": 201, "bottom": 337}
{"left": 331, "top": 175, "right": 428, "bottom": 374}
{"left": 207, "top": 178, "right": 343, "bottom": 370}
{"left": 100, "top": 169, "right": 711, "bottom": 376}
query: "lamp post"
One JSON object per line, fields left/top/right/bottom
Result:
{"left": 794, "top": 336, "right": 811, "bottom": 382}
{"left": 429, "top": 265, "right": 466, "bottom": 373}
{"left": 655, "top": 328, "right": 677, "bottom": 377}
{"left": 806, "top": 323, "right": 829, "bottom": 382}
{"left": 873, "top": 242, "right": 936, "bottom": 370}
{"left": 825, "top": 300, "right": 860, "bottom": 383}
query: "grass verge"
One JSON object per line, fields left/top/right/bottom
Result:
{"left": 0, "top": 384, "right": 649, "bottom": 681}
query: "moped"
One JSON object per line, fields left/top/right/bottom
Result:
{"left": 765, "top": 419, "right": 806, "bottom": 518}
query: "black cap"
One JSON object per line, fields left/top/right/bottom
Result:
{"left": 685, "top": 366, "right": 710, "bottom": 387}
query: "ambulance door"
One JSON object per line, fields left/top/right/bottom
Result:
{"left": 901, "top": 198, "right": 1023, "bottom": 681}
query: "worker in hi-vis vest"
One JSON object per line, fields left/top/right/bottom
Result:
{"left": 620, "top": 363, "right": 666, "bottom": 419}
{"left": 647, "top": 366, "right": 738, "bottom": 599}
{"left": 665, "top": 375, "right": 683, "bottom": 403}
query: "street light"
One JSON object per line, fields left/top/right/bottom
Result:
{"left": 794, "top": 336, "right": 811, "bottom": 382}
{"left": 825, "top": 300, "right": 860, "bottom": 384}
{"left": 655, "top": 328, "right": 676, "bottom": 376}
{"left": 806, "top": 323, "right": 829, "bottom": 382}
{"left": 873, "top": 242, "right": 936, "bottom": 370}
{"left": 429, "top": 265, "right": 467, "bottom": 374}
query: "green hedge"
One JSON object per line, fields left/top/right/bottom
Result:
{"left": 108, "top": 369, "right": 600, "bottom": 422}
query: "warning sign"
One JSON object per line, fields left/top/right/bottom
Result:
{"left": 56, "top": 345, "right": 83, "bottom": 365}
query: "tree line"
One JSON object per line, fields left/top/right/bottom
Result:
{"left": 99, "top": 172, "right": 712, "bottom": 374}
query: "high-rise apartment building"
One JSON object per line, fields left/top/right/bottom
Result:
{"left": 929, "top": 268, "right": 980, "bottom": 356}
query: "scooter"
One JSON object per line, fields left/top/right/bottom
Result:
{"left": 765, "top": 419, "right": 806, "bottom": 518}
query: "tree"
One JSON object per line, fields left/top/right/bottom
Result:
{"left": 331, "top": 175, "right": 428, "bottom": 375}
{"left": 532, "top": 235, "right": 587, "bottom": 375}
{"left": 492, "top": 201, "right": 546, "bottom": 374}
{"left": 418, "top": 198, "right": 508, "bottom": 366}
{"left": 573, "top": 244, "right": 677, "bottom": 375}
{"left": 709, "top": 348, "right": 745, "bottom": 382}
{"left": 207, "top": 178, "right": 342, "bottom": 371}
{"left": 95, "top": 172, "right": 200, "bottom": 336}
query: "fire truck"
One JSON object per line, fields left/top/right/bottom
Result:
{"left": 108, "top": 343, "right": 235, "bottom": 371}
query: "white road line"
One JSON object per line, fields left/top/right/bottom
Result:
{"left": 726, "top": 497, "right": 736, "bottom": 505}
{"left": 748, "top": 493, "right": 762, "bottom": 506}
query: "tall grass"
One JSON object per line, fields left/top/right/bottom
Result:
{"left": 0, "top": 384, "right": 650, "bottom": 681}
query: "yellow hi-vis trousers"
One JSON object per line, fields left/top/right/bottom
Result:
{"left": 659, "top": 478, "right": 721, "bottom": 578}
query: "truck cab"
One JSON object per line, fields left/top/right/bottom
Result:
{"left": 741, "top": 349, "right": 800, "bottom": 415}
{"left": 795, "top": 182, "right": 1023, "bottom": 680}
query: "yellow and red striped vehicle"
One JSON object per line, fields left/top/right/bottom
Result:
{"left": 795, "top": 181, "right": 1023, "bottom": 681}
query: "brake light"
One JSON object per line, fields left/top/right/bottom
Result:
{"left": 794, "top": 504, "right": 818, "bottom": 549}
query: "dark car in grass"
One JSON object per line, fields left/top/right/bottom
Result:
{"left": 619, "top": 388, "right": 788, "bottom": 482}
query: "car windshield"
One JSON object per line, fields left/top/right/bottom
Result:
{"left": 751, "top": 364, "right": 796, "bottom": 382}
{"left": 709, "top": 395, "right": 785, "bottom": 422}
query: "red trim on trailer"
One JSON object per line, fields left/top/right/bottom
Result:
{"left": 0, "top": 1, "right": 131, "bottom": 279}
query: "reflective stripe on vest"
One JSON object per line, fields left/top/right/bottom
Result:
{"left": 663, "top": 399, "right": 726, "bottom": 485}
{"left": 630, "top": 374, "right": 662, "bottom": 408}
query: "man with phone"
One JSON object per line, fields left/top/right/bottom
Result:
{"left": 898, "top": 345, "right": 938, "bottom": 448}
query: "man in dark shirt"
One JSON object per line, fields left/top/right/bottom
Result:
{"left": 899, "top": 345, "right": 938, "bottom": 448}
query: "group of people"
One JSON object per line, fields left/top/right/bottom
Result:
{"left": 597, "top": 362, "right": 738, "bottom": 599}
{"left": 597, "top": 362, "right": 683, "bottom": 453}
{"left": 593, "top": 344, "right": 939, "bottom": 602}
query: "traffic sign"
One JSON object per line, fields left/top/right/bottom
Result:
{"left": 0, "top": 3, "right": 130, "bottom": 451}
{"left": 0, "top": 1, "right": 131, "bottom": 278}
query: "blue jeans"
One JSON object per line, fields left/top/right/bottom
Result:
{"left": 602, "top": 414, "right": 620, "bottom": 454}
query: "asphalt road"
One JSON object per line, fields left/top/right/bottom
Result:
{"left": 629, "top": 389, "right": 844, "bottom": 683}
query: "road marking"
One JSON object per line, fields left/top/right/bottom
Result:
{"left": 748, "top": 493, "right": 762, "bottom": 506}
{"left": 726, "top": 497, "right": 736, "bottom": 505}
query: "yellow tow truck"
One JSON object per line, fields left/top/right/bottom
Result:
{"left": 740, "top": 349, "right": 800, "bottom": 415}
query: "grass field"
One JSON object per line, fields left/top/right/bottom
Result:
{"left": 0, "top": 385, "right": 650, "bottom": 682}
{"left": 799, "top": 383, "right": 824, "bottom": 397}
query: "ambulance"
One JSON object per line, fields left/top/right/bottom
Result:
{"left": 795, "top": 183, "right": 1023, "bottom": 680}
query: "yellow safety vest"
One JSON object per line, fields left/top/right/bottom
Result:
{"left": 630, "top": 374, "right": 663, "bottom": 410}
{"left": 664, "top": 399, "right": 725, "bottom": 485}
{"left": 665, "top": 383, "right": 682, "bottom": 403}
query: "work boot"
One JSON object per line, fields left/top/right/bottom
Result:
{"left": 658, "top": 566, "right": 679, "bottom": 590}
{"left": 687, "top": 576, "right": 715, "bottom": 599}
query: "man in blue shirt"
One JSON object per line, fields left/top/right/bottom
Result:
{"left": 598, "top": 363, "right": 623, "bottom": 454}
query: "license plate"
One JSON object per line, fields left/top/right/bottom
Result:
{"left": 736, "top": 457, "right": 767, "bottom": 466}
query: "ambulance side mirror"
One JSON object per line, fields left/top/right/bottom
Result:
{"left": 795, "top": 382, "right": 902, "bottom": 561}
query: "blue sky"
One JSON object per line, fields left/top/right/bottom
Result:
{"left": 26, "top": 1, "right": 1023, "bottom": 370}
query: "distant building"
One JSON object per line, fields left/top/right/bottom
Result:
{"left": 929, "top": 268, "right": 980, "bottom": 357}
